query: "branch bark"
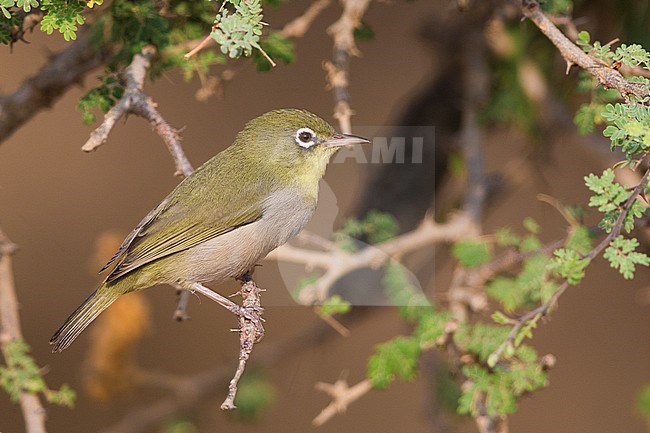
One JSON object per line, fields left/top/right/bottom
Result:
{"left": 325, "top": 0, "right": 371, "bottom": 133}
{"left": 0, "top": 229, "right": 47, "bottom": 433}
{"left": 0, "top": 31, "right": 111, "bottom": 145}
{"left": 80, "top": 45, "right": 194, "bottom": 178}
{"left": 521, "top": 0, "right": 650, "bottom": 100}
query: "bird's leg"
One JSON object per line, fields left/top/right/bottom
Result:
{"left": 178, "top": 275, "right": 265, "bottom": 410}
{"left": 182, "top": 281, "right": 253, "bottom": 318}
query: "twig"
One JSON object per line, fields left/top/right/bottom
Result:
{"left": 101, "top": 312, "right": 371, "bottom": 432}
{"left": 0, "top": 31, "right": 111, "bottom": 145}
{"left": 280, "top": 0, "right": 333, "bottom": 38}
{"left": 312, "top": 378, "right": 373, "bottom": 426}
{"left": 267, "top": 212, "right": 474, "bottom": 304}
{"left": 183, "top": 35, "right": 215, "bottom": 59}
{"left": 325, "top": 0, "right": 371, "bottom": 133}
{"left": 0, "top": 229, "right": 47, "bottom": 433}
{"left": 221, "top": 273, "right": 264, "bottom": 409}
{"left": 80, "top": 45, "right": 194, "bottom": 177}
{"left": 490, "top": 166, "right": 650, "bottom": 364}
{"left": 178, "top": 275, "right": 264, "bottom": 409}
{"left": 171, "top": 0, "right": 331, "bottom": 100}
{"left": 521, "top": 0, "right": 650, "bottom": 100}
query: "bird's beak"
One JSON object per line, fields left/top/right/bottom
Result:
{"left": 323, "top": 133, "right": 371, "bottom": 148}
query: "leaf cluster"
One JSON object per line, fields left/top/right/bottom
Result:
{"left": 211, "top": 0, "right": 264, "bottom": 59}
{"left": 0, "top": 339, "right": 75, "bottom": 407}
{"left": 76, "top": 74, "right": 124, "bottom": 125}
{"left": 336, "top": 210, "right": 399, "bottom": 251}
{"left": 458, "top": 346, "right": 547, "bottom": 417}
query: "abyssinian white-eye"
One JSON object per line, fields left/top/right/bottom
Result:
{"left": 51, "top": 109, "right": 369, "bottom": 352}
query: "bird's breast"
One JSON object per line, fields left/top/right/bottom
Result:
{"left": 172, "top": 188, "right": 315, "bottom": 283}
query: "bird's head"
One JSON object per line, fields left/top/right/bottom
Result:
{"left": 234, "top": 109, "right": 369, "bottom": 181}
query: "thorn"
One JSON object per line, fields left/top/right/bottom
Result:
{"left": 565, "top": 61, "right": 573, "bottom": 74}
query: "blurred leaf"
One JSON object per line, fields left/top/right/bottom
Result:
{"left": 452, "top": 240, "right": 491, "bottom": 268}
{"left": 367, "top": 337, "right": 420, "bottom": 389}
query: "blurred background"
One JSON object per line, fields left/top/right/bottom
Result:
{"left": 1, "top": 0, "right": 649, "bottom": 432}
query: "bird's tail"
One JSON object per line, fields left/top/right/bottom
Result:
{"left": 50, "top": 281, "right": 123, "bottom": 353}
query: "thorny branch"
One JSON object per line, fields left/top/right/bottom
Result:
{"left": 101, "top": 316, "right": 367, "bottom": 433}
{"left": 220, "top": 273, "right": 265, "bottom": 409}
{"left": 325, "top": 0, "right": 371, "bottom": 133}
{"left": 0, "top": 229, "right": 47, "bottom": 433}
{"left": 312, "top": 378, "right": 373, "bottom": 426}
{"left": 80, "top": 45, "right": 194, "bottom": 178}
{"left": 521, "top": 0, "right": 650, "bottom": 100}
{"left": 490, "top": 166, "right": 650, "bottom": 364}
{"left": 0, "top": 31, "right": 111, "bottom": 145}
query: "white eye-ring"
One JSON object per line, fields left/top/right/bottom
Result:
{"left": 295, "top": 127, "right": 317, "bottom": 149}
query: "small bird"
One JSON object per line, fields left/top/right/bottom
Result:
{"left": 51, "top": 109, "right": 369, "bottom": 352}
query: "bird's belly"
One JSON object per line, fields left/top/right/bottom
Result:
{"left": 167, "top": 189, "right": 314, "bottom": 283}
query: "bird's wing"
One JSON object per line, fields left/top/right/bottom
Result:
{"left": 101, "top": 172, "right": 266, "bottom": 282}
{"left": 103, "top": 198, "right": 262, "bottom": 282}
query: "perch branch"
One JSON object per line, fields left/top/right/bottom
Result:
{"left": 521, "top": 0, "right": 650, "bottom": 100}
{"left": 181, "top": 274, "right": 264, "bottom": 410}
{"left": 0, "top": 31, "right": 111, "bottom": 145}
{"left": 221, "top": 274, "right": 264, "bottom": 409}
{"left": 0, "top": 229, "right": 47, "bottom": 433}
{"left": 102, "top": 313, "right": 372, "bottom": 432}
{"left": 325, "top": 0, "right": 371, "bottom": 133}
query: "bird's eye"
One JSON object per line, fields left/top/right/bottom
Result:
{"left": 295, "top": 127, "right": 316, "bottom": 149}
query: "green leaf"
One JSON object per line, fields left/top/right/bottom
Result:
{"left": 459, "top": 348, "right": 548, "bottom": 417}
{"left": 211, "top": 0, "right": 265, "bottom": 60}
{"left": 566, "top": 225, "right": 593, "bottom": 255}
{"left": 0, "top": 339, "right": 75, "bottom": 407}
{"left": 415, "top": 310, "right": 452, "bottom": 345}
{"left": 548, "top": 248, "right": 589, "bottom": 285}
{"left": 495, "top": 227, "right": 521, "bottom": 247}
{"left": 337, "top": 211, "right": 399, "bottom": 248}
{"left": 636, "top": 384, "right": 650, "bottom": 424}
{"left": 232, "top": 372, "right": 275, "bottom": 421}
{"left": 317, "top": 294, "right": 351, "bottom": 316}
{"left": 367, "top": 337, "right": 420, "bottom": 389}
{"left": 353, "top": 20, "right": 374, "bottom": 41}
{"left": 491, "top": 311, "right": 513, "bottom": 325}
{"left": 454, "top": 323, "right": 510, "bottom": 363}
{"left": 452, "top": 240, "right": 491, "bottom": 268}
{"left": 577, "top": 30, "right": 590, "bottom": 46}
{"left": 603, "top": 236, "right": 650, "bottom": 279}
{"left": 522, "top": 217, "right": 540, "bottom": 234}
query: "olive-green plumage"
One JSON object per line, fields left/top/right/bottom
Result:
{"left": 51, "top": 109, "right": 368, "bottom": 352}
